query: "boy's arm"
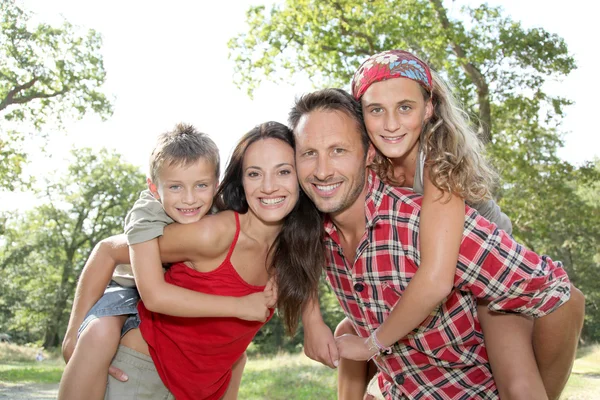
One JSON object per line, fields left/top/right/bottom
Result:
{"left": 130, "top": 238, "right": 270, "bottom": 321}
{"left": 62, "top": 234, "right": 130, "bottom": 362}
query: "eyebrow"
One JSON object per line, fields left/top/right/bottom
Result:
{"left": 364, "top": 99, "right": 418, "bottom": 108}
{"left": 244, "top": 162, "right": 294, "bottom": 171}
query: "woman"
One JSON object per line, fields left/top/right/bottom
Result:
{"left": 107, "top": 121, "right": 324, "bottom": 399}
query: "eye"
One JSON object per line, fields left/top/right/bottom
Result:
{"left": 278, "top": 169, "right": 292, "bottom": 176}
{"left": 399, "top": 105, "right": 412, "bottom": 112}
{"left": 370, "top": 107, "right": 384, "bottom": 115}
{"left": 196, "top": 183, "right": 208, "bottom": 189}
{"left": 332, "top": 148, "right": 345, "bottom": 155}
{"left": 169, "top": 185, "right": 182, "bottom": 190}
{"left": 247, "top": 171, "right": 260, "bottom": 178}
{"left": 302, "top": 150, "right": 316, "bottom": 157}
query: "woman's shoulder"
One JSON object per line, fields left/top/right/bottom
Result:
{"left": 189, "top": 211, "right": 237, "bottom": 252}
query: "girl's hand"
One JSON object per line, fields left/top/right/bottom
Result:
{"left": 335, "top": 333, "right": 377, "bottom": 361}
{"left": 264, "top": 277, "right": 278, "bottom": 308}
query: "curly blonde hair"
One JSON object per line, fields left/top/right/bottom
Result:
{"left": 372, "top": 70, "right": 497, "bottom": 203}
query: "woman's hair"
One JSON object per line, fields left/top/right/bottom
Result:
{"left": 214, "top": 121, "right": 324, "bottom": 335}
{"left": 353, "top": 49, "right": 497, "bottom": 203}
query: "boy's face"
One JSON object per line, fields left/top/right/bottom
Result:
{"left": 149, "top": 158, "right": 217, "bottom": 224}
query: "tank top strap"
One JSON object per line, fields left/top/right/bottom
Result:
{"left": 224, "top": 211, "right": 241, "bottom": 262}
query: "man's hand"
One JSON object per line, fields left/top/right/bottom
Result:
{"left": 237, "top": 292, "right": 271, "bottom": 322}
{"left": 61, "top": 333, "right": 76, "bottom": 364}
{"left": 336, "top": 333, "right": 376, "bottom": 361}
{"left": 303, "top": 318, "right": 339, "bottom": 368}
{"left": 109, "top": 365, "right": 129, "bottom": 382}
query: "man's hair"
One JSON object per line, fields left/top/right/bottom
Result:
{"left": 149, "top": 123, "right": 220, "bottom": 183}
{"left": 288, "top": 88, "right": 370, "bottom": 153}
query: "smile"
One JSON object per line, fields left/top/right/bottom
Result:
{"left": 315, "top": 182, "right": 342, "bottom": 191}
{"left": 177, "top": 207, "right": 201, "bottom": 214}
{"left": 380, "top": 134, "right": 406, "bottom": 142}
{"left": 260, "top": 197, "right": 285, "bottom": 205}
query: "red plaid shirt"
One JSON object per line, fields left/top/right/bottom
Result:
{"left": 323, "top": 170, "right": 571, "bottom": 400}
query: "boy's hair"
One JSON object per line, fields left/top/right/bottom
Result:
{"left": 288, "top": 88, "right": 370, "bottom": 155}
{"left": 149, "top": 123, "right": 220, "bottom": 183}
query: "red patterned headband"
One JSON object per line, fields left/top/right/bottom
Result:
{"left": 351, "top": 50, "right": 433, "bottom": 100}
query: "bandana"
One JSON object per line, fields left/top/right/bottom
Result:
{"left": 351, "top": 50, "right": 432, "bottom": 100}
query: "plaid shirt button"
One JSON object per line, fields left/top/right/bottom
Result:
{"left": 353, "top": 283, "right": 364, "bottom": 292}
{"left": 394, "top": 373, "right": 405, "bottom": 385}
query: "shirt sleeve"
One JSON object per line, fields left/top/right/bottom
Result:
{"left": 124, "top": 190, "right": 175, "bottom": 245}
{"left": 453, "top": 207, "right": 571, "bottom": 318}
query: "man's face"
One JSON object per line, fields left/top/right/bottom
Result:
{"left": 294, "top": 109, "right": 371, "bottom": 216}
{"left": 150, "top": 158, "right": 217, "bottom": 224}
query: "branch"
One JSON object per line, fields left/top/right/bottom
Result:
{"left": 429, "top": 0, "right": 492, "bottom": 142}
{"left": 0, "top": 83, "right": 69, "bottom": 112}
{"left": 0, "top": 75, "right": 38, "bottom": 111}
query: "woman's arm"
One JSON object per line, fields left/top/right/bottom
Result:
{"left": 62, "top": 235, "right": 129, "bottom": 362}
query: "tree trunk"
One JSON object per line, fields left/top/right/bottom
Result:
{"left": 43, "top": 260, "right": 75, "bottom": 348}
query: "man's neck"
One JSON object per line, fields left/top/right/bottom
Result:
{"left": 329, "top": 177, "right": 370, "bottom": 260}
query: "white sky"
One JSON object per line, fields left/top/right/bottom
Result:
{"left": 3, "top": 0, "right": 599, "bottom": 211}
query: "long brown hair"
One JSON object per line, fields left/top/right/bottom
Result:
{"left": 214, "top": 121, "right": 324, "bottom": 334}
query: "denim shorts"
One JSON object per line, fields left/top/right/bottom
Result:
{"left": 78, "top": 281, "right": 141, "bottom": 338}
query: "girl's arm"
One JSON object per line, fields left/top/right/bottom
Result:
{"left": 338, "top": 169, "right": 465, "bottom": 358}
{"left": 62, "top": 235, "right": 129, "bottom": 362}
{"left": 130, "top": 214, "right": 272, "bottom": 322}
{"left": 375, "top": 170, "right": 464, "bottom": 347}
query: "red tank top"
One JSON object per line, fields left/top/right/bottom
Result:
{"left": 137, "top": 212, "right": 273, "bottom": 400}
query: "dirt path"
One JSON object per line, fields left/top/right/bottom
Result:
{"left": 0, "top": 382, "right": 59, "bottom": 399}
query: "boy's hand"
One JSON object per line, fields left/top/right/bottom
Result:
{"left": 335, "top": 333, "right": 376, "bottom": 361}
{"left": 303, "top": 319, "right": 339, "bottom": 368}
{"left": 263, "top": 277, "right": 278, "bottom": 308}
{"left": 238, "top": 292, "right": 271, "bottom": 322}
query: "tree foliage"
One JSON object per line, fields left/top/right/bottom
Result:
{"left": 0, "top": 0, "right": 113, "bottom": 189}
{"left": 0, "top": 148, "right": 144, "bottom": 347}
{"left": 229, "top": 0, "right": 600, "bottom": 341}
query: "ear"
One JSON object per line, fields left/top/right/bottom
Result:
{"left": 147, "top": 178, "right": 160, "bottom": 200}
{"left": 424, "top": 98, "right": 434, "bottom": 121}
{"left": 366, "top": 143, "right": 377, "bottom": 167}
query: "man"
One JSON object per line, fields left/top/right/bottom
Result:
{"left": 290, "top": 88, "right": 584, "bottom": 399}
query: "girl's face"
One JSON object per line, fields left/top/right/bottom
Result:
{"left": 361, "top": 78, "right": 433, "bottom": 162}
{"left": 242, "top": 138, "right": 299, "bottom": 224}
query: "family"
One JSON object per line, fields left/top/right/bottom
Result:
{"left": 58, "top": 50, "right": 585, "bottom": 400}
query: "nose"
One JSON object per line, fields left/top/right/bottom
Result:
{"left": 314, "top": 153, "right": 334, "bottom": 181}
{"left": 182, "top": 187, "right": 196, "bottom": 205}
{"left": 261, "top": 173, "right": 277, "bottom": 194}
{"left": 384, "top": 112, "right": 401, "bottom": 133}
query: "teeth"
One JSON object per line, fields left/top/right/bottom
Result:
{"left": 179, "top": 208, "right": 198, "bottom": 213}
{"left": 382, "top": 135, "right": 403, "bottom": 140}
{"left": 316, "top": 183, "right": 341, "bottom": 191}
{"left": 261, "top": 197, "right": 285, "bottom": 205}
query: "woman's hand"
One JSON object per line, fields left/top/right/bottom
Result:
{"left": 237, "top": 291, "right": 272, "bottom": 322}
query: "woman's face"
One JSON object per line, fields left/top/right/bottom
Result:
{"left": 361, "top": 78, "right": 432, "bottom": 162}
{"left": 242, "top": 138, "right": 299, "bottom": 224}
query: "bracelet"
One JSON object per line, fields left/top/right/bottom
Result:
{"left": 371, "top": 330, "right": 393, "bottom": 355}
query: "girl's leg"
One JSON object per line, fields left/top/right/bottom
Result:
{"left": 533, "top": 285, "right": 585, "bottom": 400}
{"left": 58, "top": 315, "right": 127, "bottom": 400}
{"left": 222, "top": 352, "right": 247, "bottom": 400}
{"left": 477, "top": 303, "right": 547, "bottom": 400}
{"left": 336, "top": 318, "right": 370, "bottom": 400}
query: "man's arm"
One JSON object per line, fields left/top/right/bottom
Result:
{"left": 301, "top": 296, "right": 339, "bottom": 368}
{"left": 62, "top": 235, "right": 129, "bottom": 362}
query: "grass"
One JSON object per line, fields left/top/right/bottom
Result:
{"left": 2, "top": 342, "right": 600, "bottom": 399}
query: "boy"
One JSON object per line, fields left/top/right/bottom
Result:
{"left": 59, "top": 124, "right": 269, "bottom": 399}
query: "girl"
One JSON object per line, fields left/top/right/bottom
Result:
{"left": 335, "top": 50, "right": 580, "bottom": 400}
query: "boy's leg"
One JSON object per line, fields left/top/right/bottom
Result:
{"left": 222, "top": 352, "right": 247, "bottom": 400}
{"left": 477, "top": 304, "right": 547, "bottom": 400}
{"left": 335, "top": 318, "right": 370, "bottom": 400}
{"left": 533, "top": 285, "right": 585, "bottom": 400}
{"left": 58, "top": 315, "right": 127, "bottom": 400}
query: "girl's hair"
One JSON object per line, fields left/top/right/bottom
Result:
{"left": 214, "top": 121, "right": 324, "bottom": 334}
{"left": 372, "top": 70, "right": 497, "bottom": 203}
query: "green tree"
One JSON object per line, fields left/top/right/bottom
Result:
{"left": 0, "top": 0, "right": 112, "bottom": 189}
{"left": 0, "top": 148, "right": 144, "bottom": 347}
{"left": 229, "top": 0, "right": 600, "bottom": 341}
